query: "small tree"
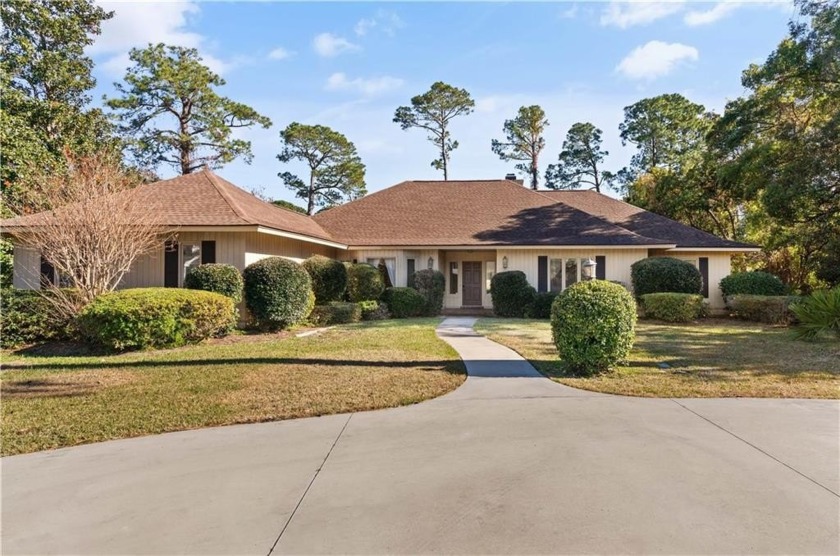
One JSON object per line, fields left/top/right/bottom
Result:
{"left": 277, "top": 122, "right": 366, "bottom": 215}
{"left": 14, "top": 152, "right": 170, "bottom": 316}
{"left": 393, "top": 82, "right": 474, "bottom": 180}
{"left": 545, "top": 122, "right": 615, "bottom": 193}
{"left": 491, "top": 105, "right": 548, "bottom": 190}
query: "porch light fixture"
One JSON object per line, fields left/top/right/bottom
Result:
{"left": 502, "top": 256, "right": 508, "bottom": 269}
{"left": 427, "top": 257, "right": 434, "bottom": 269}
{"left": 582, "top": 258, "right": 597, "bottom": 280}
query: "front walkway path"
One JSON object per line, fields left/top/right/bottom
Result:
{"left": 2, "top": 318, "right": 838, "bottom": 555}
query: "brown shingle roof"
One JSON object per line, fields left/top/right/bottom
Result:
{"left": 1, "top": 170, "right": 338, "bottom": 244}
{"left": 314, "top": 180, "right": 671, "bottom": 247}
{"left": 538, "top": 190, "right": 758, "bottom": 249}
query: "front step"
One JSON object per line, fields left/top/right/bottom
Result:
{"left": 442, "top": 307, "right": 495, "bottom": 317}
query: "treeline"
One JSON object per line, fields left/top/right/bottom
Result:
{"left": 1, "top": 0, "right": 837, "bottom": 290}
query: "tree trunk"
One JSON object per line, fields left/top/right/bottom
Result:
{"left": 307, "top": 173, "right": 316, "bottom": 215}
{"left": 530, "top": 152, "right": 538, "bottom": 190}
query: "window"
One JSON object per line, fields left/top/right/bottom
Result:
{"left": 550, "top": 258, "right": 563, "bottom": 292}
{"left": 182, "top": 244, "right": 201, "bottom": 282}
{"left": 565, "top": 259, "right": 578, "bottom": 288}
{"left": 449, "top": 262, "right": 458, "bottom": 294}
{"left": 407, "top": 258, "right": 415, "bottom": 283}
{"left": 367, "top": 257, "right": 395, "bottom": 286}
{"left": 485, "top": 261, "right": 496, "bottom": 292}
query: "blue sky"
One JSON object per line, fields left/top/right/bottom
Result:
{"left": 89, "top": 1, "right": 794, "bottom": 205}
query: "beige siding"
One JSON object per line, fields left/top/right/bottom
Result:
{"left": 497, "top": 248, "right": 648, "bottom": 292}
{"left": 244, "top": 232, "right": 336, "bottom": 267}
{"left": 346, "top": 249, "right": 440, "bottom": 288}
{"left": 440, "top": 250, "right": 497, "bottom": 309}
{"left": 661, "top": 250, "right": 732, "bottom": 309}
{"left": 12, "top": 245, "right": 41, "bottom": 290}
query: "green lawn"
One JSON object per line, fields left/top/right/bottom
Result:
{"left": 475, "top": 318, "right": 839, "bottom": 399}
{"left": 1, "top": 318, "right": 465, "bottom": 456}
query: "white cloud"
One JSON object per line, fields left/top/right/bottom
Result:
{"left": 268, "top": 47, "right": 294, "bottom": 60}
{"left": 313, "top": 33, "right": 360, "bottom": 57}
{"left": 325, "top": 72, "right": 404, "bottom": 96}
{"left": 600, "top": 1, "right": 684, "bottom": 28}
{"left": 92, "top": 1, "right": 234, "bottom": 76}
{"left": 684, "top": 2, "right": 743, "bottom": 25}
{"left": 559, "top": 4, "right": 579, "bottom": 19}
{"left": 616, "top": 40, "right": 699, "bottom": 80}
{"left": 354, "top": 10, "right": 405, "bottom": 37}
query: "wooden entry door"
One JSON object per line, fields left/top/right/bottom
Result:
{"left": 462, "top": 262, "right": 483, "bottom": 307}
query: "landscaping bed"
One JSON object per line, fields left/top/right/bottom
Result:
{"left": 475, "top": 318, "right": 839, "bottom": 399}
{"left": 1, "top": 318, "right": 464, "bottom": 456}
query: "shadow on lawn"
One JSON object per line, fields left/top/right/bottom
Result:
{"left": 2, "top": 357, "right": 467, "bottom": 374}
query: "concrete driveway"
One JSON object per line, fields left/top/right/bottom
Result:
{"left": 3, "top": 318, "right": 838, "bottom": 555}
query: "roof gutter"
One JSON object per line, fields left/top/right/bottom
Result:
{"left": 256, "top": 226, "right": 347, "bottom": 250}
{"left": 346, "top": 244, "right": 677, "bottom": 250}
{"left": 664, "top": 246, "right": 762, "bottom": 252}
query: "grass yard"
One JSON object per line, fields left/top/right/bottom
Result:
{"left": 475, "top": 318, "right": 839, "bottom": 399}
{"left": 0, "top": 318, "right": 464, "bottom": 456}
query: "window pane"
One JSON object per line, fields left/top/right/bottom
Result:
{"left": 565, "top": 258, "right": 578, "bottom": 288}
{"left": 550, "top": 258, "right": 563, "bottom": 292}
{"left": 485, "top": 261, "right": 496, "bottom": 291}
{"left": 182, "top": 244, "right": 201, "bottom": 282}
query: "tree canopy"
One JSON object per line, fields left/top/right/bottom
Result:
{"left": 106, "top": 44, "right": 272, "bottom": 175}
{"left": 277, "top": 122, "right": 367, "bottom": 215}
{"left": 545, "top": 122, "right": 613, "bottom": 193}
{"left": 393, "top": 82, "right": 474, "bottom": 180}
{"left": 491, "top": 105, "right": 548, "bottom": 189}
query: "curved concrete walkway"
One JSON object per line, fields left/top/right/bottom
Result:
{"left": 2, "top": 318, "right": 838, "bottom": 555}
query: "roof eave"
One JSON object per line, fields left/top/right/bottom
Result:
{"left": 256, "top": 226, "right": 347, "bottom": 249}
{"left": 346, "top": 243, "right": 677, "bottom": 250}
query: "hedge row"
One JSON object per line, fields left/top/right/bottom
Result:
{"left": 0, "top": 289, "right": 75, "bottom": 348}
{"left": 727, "top": 294, "right": 800, "bottom": 325}
{"left": 308, "top": 301, "right": 362, "bottom": 326}
{"left": 640, "top": 293, "right": 706, "bottom": 322}
{"left": 78, "top": 288, "right": 235, "bottom": 351}
{"left": 631, "top": 257, "right": 702, "bottom": 298}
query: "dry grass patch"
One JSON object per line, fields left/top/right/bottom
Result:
{"left": 1, "top": 319, "right": 464, "bottom": 456}
{"left": 475, "top": 318, "right": 839, "bottom": 399}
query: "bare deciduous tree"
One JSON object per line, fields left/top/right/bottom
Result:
{"left": 16, "top": 152, "right": 172, "bottom": 316}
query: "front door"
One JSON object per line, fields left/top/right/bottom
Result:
{"left": 462, "top": 261, "right": 482, "bottom": 307}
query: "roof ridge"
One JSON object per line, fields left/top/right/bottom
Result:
{"left": 202, "top": 169, "right": 251, "bottom": 222}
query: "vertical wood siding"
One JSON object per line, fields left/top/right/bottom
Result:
{"left": 346, "top": 249, "right": 441, "bottom": 288}
{"left": 243, "top": 232, "right": 336, "bottom": 267}
{"left": 660, "top": 250, "right": 732, "bottom": 309}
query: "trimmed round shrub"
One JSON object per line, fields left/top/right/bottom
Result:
{"left": 382, "top": 287, "right": 426, "bottom": 318}
{"left": 184, "top": 263, "right": 243, "bottom": 302}
{"left": 640, "top": 293, "right": 705, "bottom": 322}
{"left": 728, "top": 294, "right": 800, "bottom": 325}
{"left": 412, "top": 269, "right": 445, "bottom": 316}
{"left": 551, "top": 280, "right": 637, "bottom": 375}
{"left": 359, "top": 300, "right": 390, "bottom": 320}
{"left": 630, "top": 257, "right": 702, "bottom": 298}
{"left": 302, "top": 255, "right": 347, "bottom": 304}
{"left": 345, "top": 263, "right": 385, "bottom": 302}
{"left": 0, "top": 289, "right": 76, "bottom": 348}
{"left": 490, "top": 271, "right": 537, "bottom": 317}
{"left": 720, "top": 271, "right": 786, "bottom": 298}
{"left": 524, "top": 292, "right": 559, "bottom": 319}
{"left": 308, "top": 302, "right": 362, "bottom": 326}
{"left": 243, "top": 257, "right": 314, "bottom": 330}
{"left": 77, "top": 288, "right": 235, "bottom": 351}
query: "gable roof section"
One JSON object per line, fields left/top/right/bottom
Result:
{"left": 538, "top": 190, "right": 757, "bottom": 249}
{"left": 313, "top": 180, "right": 671, "bottom": 247}
{"left": 1, "top": 170, "right": 339, "bottom": 245}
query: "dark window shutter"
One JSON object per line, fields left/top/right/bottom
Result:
{"left": 699, "top": 257, "right": 709, "bottom": 298}
{"left": 595, "top": 256, "right": 606, "bottom": 280}
{"left": 201, "top": 241, "right": 216, "bottom": 264}
{"left": 537, "top": 256, "right": 548, "bottom": 293}
{"left": 40, "top": 256, "right": 55, "bottom": 288}
{"left": 164, "top": 241, "right": 179, "bottom": 287}
{"left": 449, "top": 262, "right": 458, "bottom": 294}
{"left": 407, "top": 258, "right": 415, "bottom": 286}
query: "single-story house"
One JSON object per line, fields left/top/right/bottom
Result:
{"left": 2, "top": 169, "right": 758, "bottom": 310}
